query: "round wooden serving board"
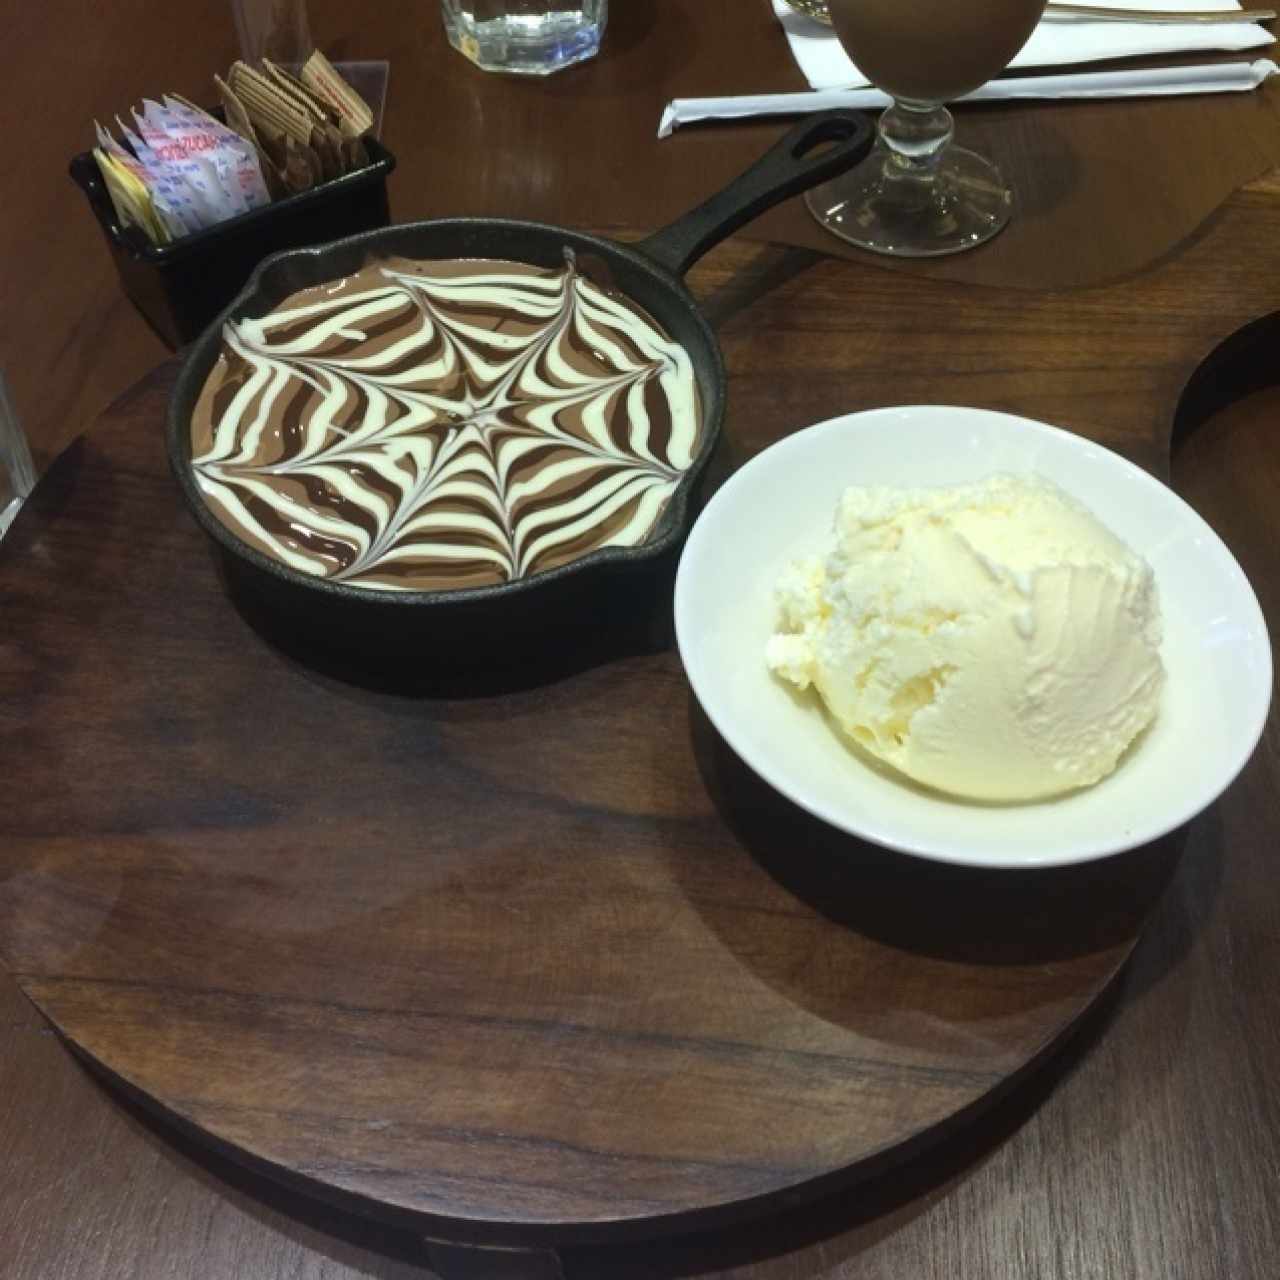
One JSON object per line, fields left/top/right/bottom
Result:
{"left": 2, "top": 202, "right": 1277, "bottom": 1246}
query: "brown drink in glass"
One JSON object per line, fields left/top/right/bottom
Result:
{"left": 806, "top": 0, "right": 1048, "bottom": 256}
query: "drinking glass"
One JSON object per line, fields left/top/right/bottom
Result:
{"left": 441, "top": 0, "right": 607, "bottom": 75}
{"left": 805, "top": 0, "right": 1048, "bottom": 256}
{"left": 0, "top": 372, "right": 35, "bottom": 540}
{"left": 230, "top": 0, "right": 312, "bottom": 66}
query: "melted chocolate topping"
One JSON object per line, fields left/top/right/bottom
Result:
{"left": 189, "top": 255, "right": 703, "bottom": 591}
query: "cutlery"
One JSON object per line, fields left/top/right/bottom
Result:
{"left": 779, "top": 0, "right": 1276, "bottom": 25}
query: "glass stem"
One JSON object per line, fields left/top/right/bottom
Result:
{"left": 877, "top": 99, "right": 953, "bottom": 183}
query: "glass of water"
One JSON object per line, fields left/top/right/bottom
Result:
{"left": 0, "top": 372, "right": 35, "bottom": 540}
{"left": 230, "top": 0, "right": 312, "bottom": 66}
{"left": 441, "top": 0, "right": 607, "bottom": 75}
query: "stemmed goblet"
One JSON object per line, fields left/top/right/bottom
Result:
{"left": 806, "top": 0, "right": 1049, "bottom": 256}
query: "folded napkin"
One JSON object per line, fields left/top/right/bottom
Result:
{"left": 775, "top": 0, "right": 1275, "bottom": 90}
{"left": 658, "top": 57, "right": 1277, "bottom": 136}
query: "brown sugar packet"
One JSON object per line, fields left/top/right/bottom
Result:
{"left": 281, "top": 134, "right": 319, "bottom": 193}
{"left": 323, "top": 120, "right": 352, "bottom": 175}
{"left": 261, "top": 58, "right": 339, "bottom": 127}
{"left": 300, "top": 49, "right": 374, "bottom": 136}
{"left": 260, "top": 59, "right": 357, "bottom": 177}
{"left": 338, "top": 116, "right": 370, "bottom": 169}
{"left": 253, "top": 116, "right": 289, "bottom": 171}
{"left": 210, "top": 78, "right": 286, "bottom": 199}
{"left": 230, "top": 61, "right": 327, "bottom": 187}
{"left": 229, "top": 60, "right": 313, "bottom": 145}
{"left": 341, "top": 136, "right": 369, "bottom": 172}
{"left": 309, "top": 123, "right": 341, "bottom": 181}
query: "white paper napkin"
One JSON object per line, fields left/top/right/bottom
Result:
{"left": 774, "top": 0, "right": 1275, "bottom": 90}
{"left": 658, "top": 58, "right": 1278, "bottom": 136}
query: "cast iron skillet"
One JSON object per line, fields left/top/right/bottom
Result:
{"left": 167, "top": 111, "right": 874, "bottom": 661}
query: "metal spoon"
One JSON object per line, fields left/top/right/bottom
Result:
{"left": 779, "top": 0, "right": 1276, "bottom": 24}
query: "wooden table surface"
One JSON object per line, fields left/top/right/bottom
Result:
{"left": 3, "top": 2, "right": 1280, "bottom": 1277}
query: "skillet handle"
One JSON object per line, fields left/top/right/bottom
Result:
{"left": 635, "top": 111, "right": 874, "bottom": 279}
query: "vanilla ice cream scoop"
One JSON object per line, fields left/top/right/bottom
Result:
{"left": 766, "top": 474, "right": 1165, "bottom": 802}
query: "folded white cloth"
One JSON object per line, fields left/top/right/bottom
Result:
{"left": 658, "top": 57, "right": 1278, "bottom": 136}
{"left": 774, "top": 0, "right": 1275, "bottom": 90}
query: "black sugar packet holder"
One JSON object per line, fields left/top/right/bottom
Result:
{"left": 69, "top": 126, "right": 396, "bottom": 349}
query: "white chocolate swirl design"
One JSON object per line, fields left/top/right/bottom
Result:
{"left": 189, "top": 255, "right": 703, "bottom": 591}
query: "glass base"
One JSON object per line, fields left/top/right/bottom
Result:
{"left": 443, "top": 7, "right": 604, "bottom": 75}
{"left": 0, "top": 495, "right": 22, "bottom": 539}
{"left": 805, "top": 144, "right": 1013, "bottom": 258}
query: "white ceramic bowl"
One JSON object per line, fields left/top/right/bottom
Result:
{"left": 674, "top": 406, "right": 1272, "bottom": 868}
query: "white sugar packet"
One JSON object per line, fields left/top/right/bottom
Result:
{"left": 159, "top": 96, "right": 271, "bottom": 212}
{"left": 137, "top": 100, "right": 252, "bottom": 220}
{"left": 773, "top": 0, "right": 1274, "bottom": 90}
{"left": 129, "top": 99, "right": 274, "bottom": 229}
{"left": 123, "top": 110, "right": 228, "bottom": 228}
{"left": 110, "top": 117, "right": 208, "bottom": 236}
{"left": 92, "top": 122, "right": 178, "bottom": 239}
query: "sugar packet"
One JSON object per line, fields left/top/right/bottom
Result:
{"left": 159, "top": 97, "right": 272, "bottom": 211}
{"left": 90, "top": 52, "right": 375, "bottom": 246}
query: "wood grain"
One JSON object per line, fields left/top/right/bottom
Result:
{"left": 0, "top": 354, "right": 1148, "bottom": 1244}
{"left": 6, "top": 0, "right": 1280, "bottom": 478}
{"left": 5, "top": 182, "right": 1280, "bottom": 1256}
{"left": 3, "top": 0, "right": 1280, "bottom": 1275}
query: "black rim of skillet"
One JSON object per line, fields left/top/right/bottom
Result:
{"left": 164, "top": 110, "right": 875, "bottom": 611}
{"left": 166, "top": 220, "right": 726, "bottom": 611}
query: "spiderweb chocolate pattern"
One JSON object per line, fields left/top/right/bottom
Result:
{"left": 189, "top": 255, "right": 702, "bottom": 590}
